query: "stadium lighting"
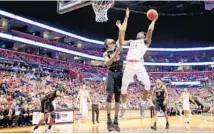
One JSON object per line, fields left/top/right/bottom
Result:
{"left": 0, "top": 32, "right": 214, "bottom": 66}
{"left": 0, "top": 9, "right": 214, "bottom": 51}
{"left": 0, "top": 33, "right": 104, "bottom": 61}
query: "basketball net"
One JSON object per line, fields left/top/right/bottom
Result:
{"left": 92, "top": 0, "right": 114, "bottom": 22}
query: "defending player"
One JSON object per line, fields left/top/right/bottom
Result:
{"left": 103, "top": 8, "right": 129, "bottom": 132}
{"left": 180, "top": 88, "right": 197, "bottom": 124}
{"left": 32, "top": 89, "right": 63, "bottom": 133}
{"left": 151, "top": 79, "right": 169, "bottom": 130}
{"left": 120, "top": 12, "right": 158, "bottom": 117}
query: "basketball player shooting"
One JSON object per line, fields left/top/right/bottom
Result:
{"left": 180, "top": 88, "right": 197, "bottom": 124}
{"left": 120, "top": 10, "right": 158, "bottom": 117}
{"left": 103, "top": 8, "right": 129, "bottom": 132}
{"left": 151, "top": 79, "right": 169, "bottom": 130}
{"left": 32, "top": 89, "right": 63, "bottom": 133}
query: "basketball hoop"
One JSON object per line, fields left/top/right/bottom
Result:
{"left": 92, "top": 0, "right": 114, "bottom": 22}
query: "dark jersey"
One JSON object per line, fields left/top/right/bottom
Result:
{"left": 42, "top": 90, "right": 57, "bottom": 102}
{"left": 154, "top": 85, "right": 165, "bottom": 102}
{"left": 105, "top": 46, "right": 123, "bottom": 71}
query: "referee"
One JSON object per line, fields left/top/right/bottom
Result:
{"left": 91, "top": 92, "right": 100, "bottom": 124}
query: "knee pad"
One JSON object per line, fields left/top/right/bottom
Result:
{"left": 51, "top": 114, "right": 56, "bottom": 119}
{"left": 114, "top": 92, "right": 121, "bottom": 103}
{"left": 106, "top": 93, "right": 113, "bottom": 103}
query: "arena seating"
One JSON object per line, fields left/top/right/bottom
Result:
{"left": 11, "top": 30, "right": 103, "bottom": 57}
{"left": 1, "top": 28, "right": 214, "bottom": 63}
{"left": 0, "top": 48, "right": 107, "bottom": 78}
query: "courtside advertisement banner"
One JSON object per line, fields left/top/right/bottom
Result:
{"left": 32, "top": 111, "right": 74, "bottom": 124}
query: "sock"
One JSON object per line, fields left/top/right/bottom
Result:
{"left": 122, "top": 102, "right": 127, "bottom": 109}
{"left": 114, "top": 116, "right": 118, "bottom": 124}
{"left": 166, "top": 121, "right": 169, "bottom": 125}
{"left": 114, "top": 116, "right": 118, "bottom": 121}
{"left": 48, "top": 125, "right": 52, "bottom": 129}
{"left": 154, "top": 122, "right": 156, "bottom": 126}
{"left": 34, "top": 126, "right": 38, "bottom": 130}
{"left": 186, "top": 118, "right": 189, "bottom": 122}
{"left": 107, "top": 114, "right": 111, "bottom": 120}
{"left": 184, "top": 118, "right": 187, "bottom": 122}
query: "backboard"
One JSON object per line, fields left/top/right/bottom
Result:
{"left": 57, "top": 0, "right": 92, "bottom": 14}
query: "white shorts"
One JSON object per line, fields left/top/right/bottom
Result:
{"left": 121, "top": 62, "right": 151, "bottom": 95}
{"left": 183, "top": 102, "right": 190, "bottom": 111}
{"left": 80, "top": 100, "right": 88, "bottom": 117}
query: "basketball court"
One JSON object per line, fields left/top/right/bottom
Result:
{"left": 0, "top": 110, "right": 213, "bottom": 133}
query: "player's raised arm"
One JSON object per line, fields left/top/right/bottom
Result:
{"left": 145, "top": 15, "right": 158, "bottom": 47}
{"left": 116, "top": 20, "right": 123, "bottom": 48}
{"left": 120, "top": 8, "right": 131, "bottom": 46}
{"left": 122, "top": 8, "right": 129, "bottom": 32}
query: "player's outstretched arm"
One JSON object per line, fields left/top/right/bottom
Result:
{"left": 118, "top": 8, "right": 131, "bottom": 46}
{"left": 116, "top": 20, "right": 124, "bottom": 48}
{"left": 122, "top": 8, "right": 129, "bottom": 32}
{"left": 145, "top": 15, "right": 158, "bottom": 47}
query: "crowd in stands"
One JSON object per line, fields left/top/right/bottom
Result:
{"left": 0, "top": 48, "right": 107, "bottom": 78}
{"left": 0, "top": 68, "right": 106, "bottom": 128}
{"left": 1, "top": 47, "right": 214, "bottom": 81}
{"left": 0, "top": 59, "right": 213, "bottom": 128}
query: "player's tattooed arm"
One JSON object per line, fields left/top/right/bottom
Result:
{"left": 145, "top": 14, "right": 158, "bottom": 47}
{"left": 163, "top": 85, "right": 168, "bottom": 105}
{"left": 103, "top": 50, "right": 121, "bottom": 67}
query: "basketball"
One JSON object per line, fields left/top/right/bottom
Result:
{"left": 147, "top": 9, "right": 158, "bottom": 21}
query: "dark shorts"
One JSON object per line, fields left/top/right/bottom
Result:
{"left": 106, "top": 70, "right": 123, "bottom": 94}
{"left": 41, "top": 101, "right": 54, "bottom": 113}
{"left": 155, "top": 102, "right": 167, "bottom": 112}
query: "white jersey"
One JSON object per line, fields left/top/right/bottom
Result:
{"left": 182, "top": 93, "right": 190, "bottom": 104}
{"left": 79, "top": 90, "right": 89, "bottom": 117}
{"left": 126, "top": 39, "right": 148, "bottom": 61}
{"left": 79, "top": 90, "right": 88, "bottom": 105}
{"left": 181, "top": 92, "right": 190, "bottom": 111}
